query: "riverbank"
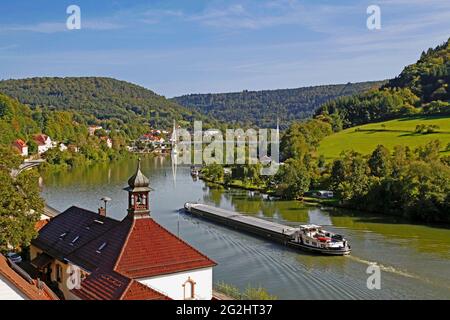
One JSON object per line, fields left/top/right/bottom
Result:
{"left": 200, "top": 176, "right": 268, "bottom": 192}
{"left": 200, "top": 175, "right": 340, "bottom": 205}
{"left": 199, "top": 175, "right": 450, "bottom": 225}
{"left": 39, "top": 150, "right": 137, "bottom": 173}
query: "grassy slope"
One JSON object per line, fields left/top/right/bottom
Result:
{"left": 317, "top": 115, "right": 450, "bottom": 160}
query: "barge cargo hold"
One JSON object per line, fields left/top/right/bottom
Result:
{"left": 184, "top": 203, "right": 351, "bottom": 256}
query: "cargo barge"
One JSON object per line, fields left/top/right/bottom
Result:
{"left": 184, "top": 203, "right": 351, "bottom": 256}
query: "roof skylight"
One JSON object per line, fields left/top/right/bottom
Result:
{"left": 96, "top": 242, "right": 107, "bottom": 254}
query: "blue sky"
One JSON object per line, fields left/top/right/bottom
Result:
{"left": 0, "top": 0, "right": 449, "bottom": 97}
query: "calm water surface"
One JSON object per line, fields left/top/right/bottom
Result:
{"left": 41, "top": 156, "right": 450, "bottom": 300}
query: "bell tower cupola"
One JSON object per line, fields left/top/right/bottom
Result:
{"left": 125, "top": 158, "right": 153, "bottom": 219}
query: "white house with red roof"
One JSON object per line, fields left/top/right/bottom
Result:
{"left": 12, "top": 139, "right": 28, "bottom": 157}
{"left": 30, "top": 160, "right": 216, "bottom": 300}
{"left": 33, "top": 134, "right": 54, "bottom": 154}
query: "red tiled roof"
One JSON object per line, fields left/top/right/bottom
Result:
{"left": 35, "top": 219, "right": 49, "bottom": 231}
{"left": 0, "top": 255, "right": 58, "bottom": 300}
{"left": 115, "top": 218, "right": 216, "bottom": 278}
{"left": 14, "top": 139, "right": 27, "bottom": 148}
{"left": 33, "top": 134, "right": 49, "bottom": 145}
{"left": 72, "top": 270, "right": 170, "bottom": 300}
{"left": 121, "top": 280, "right": 171, "bottom": 300}
{"left": 71, "top": 271, "right": 130, "bottom": 300}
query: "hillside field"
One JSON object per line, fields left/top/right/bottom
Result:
{"left": 317, "top": 115, "right": 450, "bottom": 160}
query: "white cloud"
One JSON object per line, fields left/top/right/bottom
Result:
{"left": 0, "top": 19, "right": 123, "bottom": 34}
{"left": 0, "top": 22, "right": 66, "bottom": 33}
{"left": 186, "top": 1, "right": 308, "bottom": 30}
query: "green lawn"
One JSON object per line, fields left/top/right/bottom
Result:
{"left": 317, "top": 115, "right": 450, "bottom": 160}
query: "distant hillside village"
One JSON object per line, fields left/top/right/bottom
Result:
{"left": 11, "top": 126, "right": 114, "bottom": 159}
{"left": 129, "top": 129, "right": 172, "bottom": 154}
{"left": 9, "top": 116, "right": 178, "bottom": 162}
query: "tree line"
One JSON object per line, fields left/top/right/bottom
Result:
{"left": 0, "top": 146, "right": 42, "bottom": 252}
{"left": 0, "top": 77, "right": 219, "bottom": 130}
{"left": 173, "top": 81, "right": 385, "bottom": 128}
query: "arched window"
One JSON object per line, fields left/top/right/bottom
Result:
{"left": 182, "top": 277, "right": 196, "bottom": 300}
{"left": 142, "top": 194, "right": 147, "bottom": 205}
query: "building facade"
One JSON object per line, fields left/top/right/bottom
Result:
{"left": 13, "top": 139, "right": 28, "bottom": 157}
{"left": 34, "top": 134, "right": 53, "bottom": 154}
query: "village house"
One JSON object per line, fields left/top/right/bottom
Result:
{"left": 29, "top": 160, "right": 216, "bottom": 300}
{"left": 140, "top": 133, "right": 165, "bottom": 145}
{"left": 68, "top": 144, "right": 79, "bottom": 153}
{"left": 100, "top": 136, "right": 113, "bottom": 149}
{"left": 34, "top": 134, "right": 54, "bottom": 155}
{"left": 12, "top": 139, "right": 28, "bottom": 157}
{"left": 59, "top": 143, "right": 68, "bottom": 152}
{"left": 0, "top": 255, "right": 58, "bottom": 300}
{"left": 88, "top": 125, "right": 103, "bottom": 136}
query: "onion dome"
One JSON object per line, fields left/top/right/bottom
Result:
{"left": 125, "top": 158, "right": 152, "bottom": 192}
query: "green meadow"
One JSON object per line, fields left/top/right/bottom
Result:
{"left": 317, "top": 115, "right": 450, "bottom": 160}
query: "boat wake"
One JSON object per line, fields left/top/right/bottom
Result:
{"left": 346, "top": 255, "right": 419, "bottom": 279}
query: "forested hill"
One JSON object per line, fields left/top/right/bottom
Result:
{"left": 316, "top": 38, "right": 450, "bottom": 129}
{"left": 387, "top": 39, "right": 450, "bottom": 103}
{"left": 172, "top": 81, "right": 385, "bottom": 128}
{"left": 0, "top": 77, "right": 211, "bottom": 129}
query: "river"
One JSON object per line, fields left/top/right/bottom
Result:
{"left": 41, "top": 156, "right": 450, "bottom": 300}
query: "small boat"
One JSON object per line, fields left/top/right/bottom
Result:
{"left": 290, "top": 224, "right": 351, "bottom": 255}
{"left": 190, "top": 166, "right": 199, "bottom": 177}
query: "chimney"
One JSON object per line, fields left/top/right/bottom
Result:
{"left": 99, "top": 197, "right": 111, "bottom": 217}
{"left": 98, "top": 207, "right": 106, "bottom": 216}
